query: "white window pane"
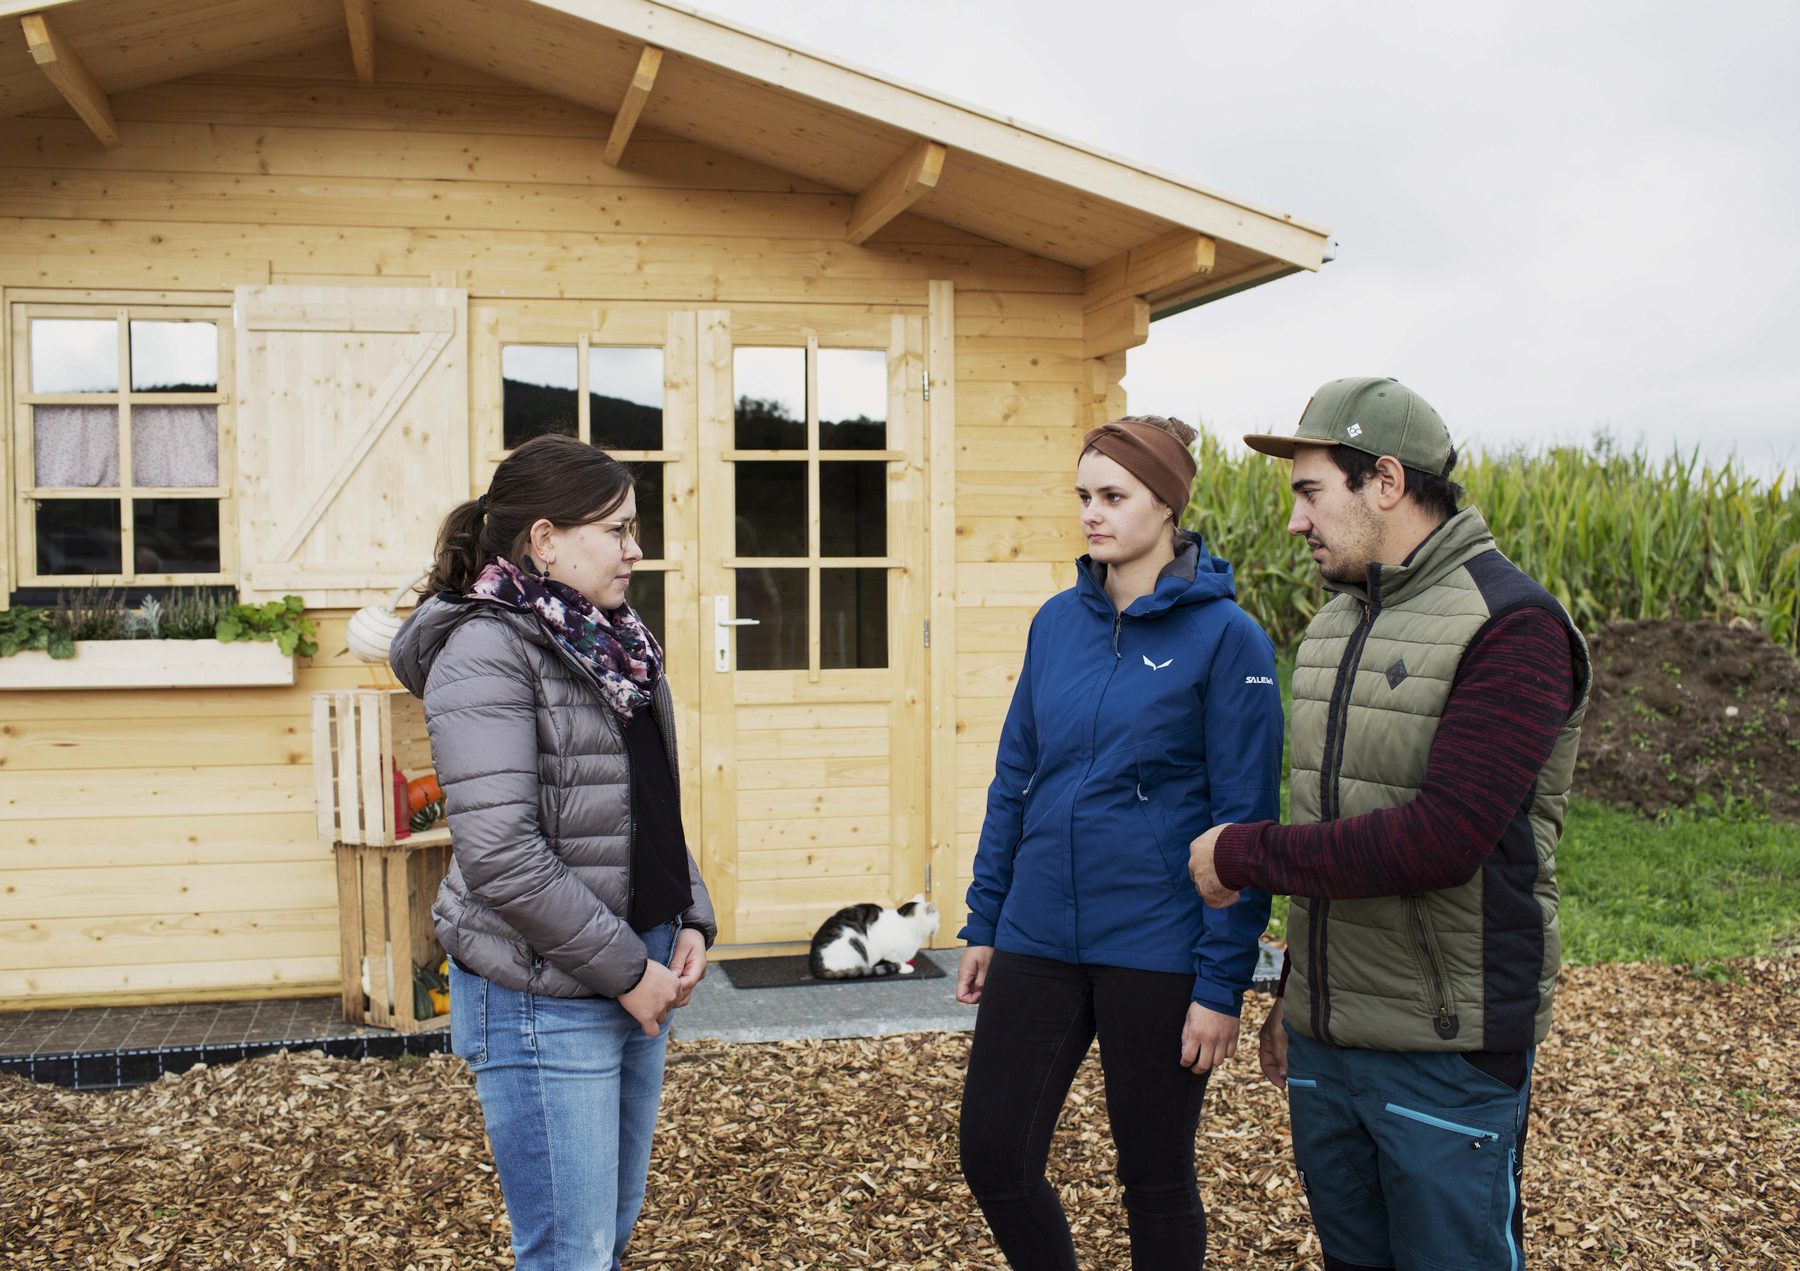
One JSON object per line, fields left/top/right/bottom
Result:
{"left": 502, "top": 345, "right": 579, "bottom": 389}
{"left": 31, "top": 319, "right": 118, "bottom": 393}
{"left": 132, "top": 405, "right": 220, "bottom": 487}
{"left": 130, "top": 321, "right": 219, "bottom": 392}
{"left": 34, "top": 405, "right": 120, "bottom": 487}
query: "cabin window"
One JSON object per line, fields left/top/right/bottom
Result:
{"left": 499, "top": 341, "right": 669, "bottom": 638}
{"left": 731, "top": 344, "right": 891, "bottom": 671}
{"left": 13, "top": 304, "right": 232, "bottom": 587}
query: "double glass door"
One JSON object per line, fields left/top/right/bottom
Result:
{"left": 485, "top": 302, "right": 930, "bottom": 946}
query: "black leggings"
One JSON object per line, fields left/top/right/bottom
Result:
{"left": 959, "top": 950, "right": 1212, "bottom": 1270}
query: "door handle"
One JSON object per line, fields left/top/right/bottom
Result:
{"left": 713, "top": 595, "right": 760, "bottom": 671}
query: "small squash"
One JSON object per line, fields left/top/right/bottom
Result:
{"left": 406, "top": 773, "right": 443, "bottom": 813}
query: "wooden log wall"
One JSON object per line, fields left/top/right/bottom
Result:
{"left": 0, "top": 39, "right": 1109, "bottom": 1004}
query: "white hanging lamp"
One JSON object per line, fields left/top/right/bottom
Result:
{"left": 345, "top": 565, "right": 432, "bottom": 664}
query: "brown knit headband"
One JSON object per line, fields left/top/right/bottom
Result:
{"left": 1080, "top": 421, "right": 1197, "bottom": 515}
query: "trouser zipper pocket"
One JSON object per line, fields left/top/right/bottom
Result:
{"left": 1384, "top": 1101, "right": 1500, "bottom": 1148}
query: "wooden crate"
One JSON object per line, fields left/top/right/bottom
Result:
{"left": 334, "top": 837, "right": 453, "bottom": 1032}
{"left": 312, "top": 687, "right": 435, "bottom": 846}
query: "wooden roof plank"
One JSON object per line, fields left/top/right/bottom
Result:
{"left": 847, "top": 138, "right": 946, "bottom": 246}
{"left": 20, "top": 12, "right": 120, "bottom": 148}
{"left": 601, "top": 43, "right": 662, "bottom": 166}
{"left": 343, "top": 0, "right": 375, "bottom": 83}
{"left": 523, "top": 0, "right": 1330, "bottom": 268}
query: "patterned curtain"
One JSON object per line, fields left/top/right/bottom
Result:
{"left": 131, "top": 406, "right": 219, "bottom": 487}
{"left": 33, "top": 406, "right": 119, "bottom": 487}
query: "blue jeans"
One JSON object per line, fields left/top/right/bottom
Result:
{"left": 450, "top": 922, "right": 677, "bottom": 1271}
{"left": 1284, "top": 1026, "right": 1534, "bottom": 1271}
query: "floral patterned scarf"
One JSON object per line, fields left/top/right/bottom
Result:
{"left": 468, "top": 556, "right": 663, "bottom": 719}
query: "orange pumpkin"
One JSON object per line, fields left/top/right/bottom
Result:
{"left": 406, "top": 773, "right": 443, "bottom": 813}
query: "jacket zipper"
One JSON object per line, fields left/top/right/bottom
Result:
{"left": 1070, "top": 611, "right": 1128, "bottom": 952}
{"left": 1407, "top": 896, "right": 1460, "bottom": 1038}
{"left": 1312, "top": 589, "right": 1377, "bottom": 1045}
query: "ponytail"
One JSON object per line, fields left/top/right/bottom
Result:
{"left": 424, "top": 498, "right": 488, "bottom": 596}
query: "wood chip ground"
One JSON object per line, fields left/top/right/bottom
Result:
{"left": 3, "top": 960, "right": 1794, "bottom": 1268}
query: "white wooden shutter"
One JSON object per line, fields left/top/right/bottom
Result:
{"left": 234, "top": 284, "right": 468, "bottom": 606}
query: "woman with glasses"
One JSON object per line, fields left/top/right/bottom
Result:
{"left": 391, "top": 433, "right": 714, "bottom": 1270}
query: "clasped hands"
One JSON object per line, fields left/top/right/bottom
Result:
{"left": 1187, "top": 823, "right": 1240, "bottom": 908}
{"left": 619, "top": 926, "right": 709, "bottom": 1037}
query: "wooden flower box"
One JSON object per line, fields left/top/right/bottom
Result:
{"left": 0, "top": 640, "right": 295, "bottom": 691}
{"left": 311, "top": 687, "right": 438, "bottom": 847}
{"left": 334, "top": 838, "right": 453, "bottom": 1032}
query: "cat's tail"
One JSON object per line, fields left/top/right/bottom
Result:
{"left": 808, "top": 952, "right": 858, "bottom": 980}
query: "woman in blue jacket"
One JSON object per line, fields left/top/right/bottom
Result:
{"left": 956, "top": 415, "right": 1283, "bottom": 1269}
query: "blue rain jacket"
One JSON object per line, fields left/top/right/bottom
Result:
{"left": 961, "top": 533, "right": 1282, "bottom": 1014}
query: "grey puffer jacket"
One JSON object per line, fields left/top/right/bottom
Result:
{"left": 390, "top": 593, "right": 716, "bottom": 999}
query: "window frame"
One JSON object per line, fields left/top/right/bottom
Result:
{"left": 9, "top": 296, "right": 236, "bottom": 589}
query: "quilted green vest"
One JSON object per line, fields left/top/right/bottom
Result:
{"left": 1286, "top": 508, "right": 1589, "bottom": 1052}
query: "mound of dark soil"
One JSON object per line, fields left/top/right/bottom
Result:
{"left": 1578, "top": 618, "right": 1800, "bottom": 820}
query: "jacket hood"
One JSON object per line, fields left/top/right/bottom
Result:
{"left": 1076, "top": 530, "right": 1237, "bottom": 619}
{"left": 389, "top": 592, "right": 547, "bottom": 695}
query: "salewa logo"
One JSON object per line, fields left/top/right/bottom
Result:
{"left": 1142, "top": 654, "right": 1172, "bottom": 671}
{"left": 1245, "top": 675, "right": 1275, "bottom": 685}
{"left": 1347, "top": 422, "right": 1364, "bottom": 438}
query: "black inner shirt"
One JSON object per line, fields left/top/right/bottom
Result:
{"left": 621, "top": 706, "right": 694, "bottom": 934}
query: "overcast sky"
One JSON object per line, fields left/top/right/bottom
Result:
{"left": 693, "top": 0, "right": 1800, "bottom": 479}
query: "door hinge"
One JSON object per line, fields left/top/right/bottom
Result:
{"left": 921, "top": 368, "right": 931, "bottom": 400}
{"left": 923, "top": 619, "right": 931, "bottom": 648}
{"left": 925, "top": 863, "right": 933, "bottom": 894}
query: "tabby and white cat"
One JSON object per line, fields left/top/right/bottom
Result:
{"left": 807, "top": 894, "right": 940, "bottom": 980}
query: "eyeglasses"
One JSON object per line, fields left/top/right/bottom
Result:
{"left": 594, "top": 517, "right": 641, "bottom": 543}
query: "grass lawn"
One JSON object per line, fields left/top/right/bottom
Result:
{"left": 1558, "top": 797, "right": 1800, "bottom": 969}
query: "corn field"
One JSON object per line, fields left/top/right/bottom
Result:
{"left": 1183, "top": 431, "right": 1800, "bottom": 653}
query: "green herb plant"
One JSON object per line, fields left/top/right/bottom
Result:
{"left": 216, "top": 594, "right": 319, "bottom": 657}
{"left": 0, "top": 607, "right": 74, "bottom": 658}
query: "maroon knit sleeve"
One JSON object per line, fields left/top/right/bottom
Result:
{"left": 1213, "top": 607, "right": 1576, "bottom": 899}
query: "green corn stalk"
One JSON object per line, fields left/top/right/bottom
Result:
{"left": 1183, "top": 430, "right": 1798, "bottom": 653}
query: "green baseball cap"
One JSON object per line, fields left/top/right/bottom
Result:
{"left": 1244, "top": 377, "right": 1455, "bottom": 476}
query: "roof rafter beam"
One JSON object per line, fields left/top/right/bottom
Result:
{"left": 601, "top": 44, "right": 663, "bottom": 167}
{"left": 847, "top": 138, "right": 947, "bottom": 246}
{"left": 20, "top": 12, "right": 118, "bottom": 149}
{"left": 343, "top": 0, "right": 375, "bottom": 84}
{"left": 1082, "top": 296, "right": 1149, "bottom": 360}
{"left": 1081, "top": 229, "right": 1216, "bottom": 359}
{"left": 1084, "top": 229, "right": 1217, "bottom": 313}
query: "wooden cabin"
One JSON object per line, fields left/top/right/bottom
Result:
{"left": 0, "top": 0, "right": 1329, "bottom": 1009}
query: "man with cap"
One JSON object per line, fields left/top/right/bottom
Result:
{"left": 1186, "top": 378, "right": 1590, "bottom": 1270}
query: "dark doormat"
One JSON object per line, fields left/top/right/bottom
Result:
{"left": 719, "top": 953, "right": 948, "bottom": 991}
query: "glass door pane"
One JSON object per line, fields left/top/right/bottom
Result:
{"left": 732, "top": 347, "right": 806, "bottom": 449}
{"left": 502, "top": 345, "right": 578, "bottom": 447}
